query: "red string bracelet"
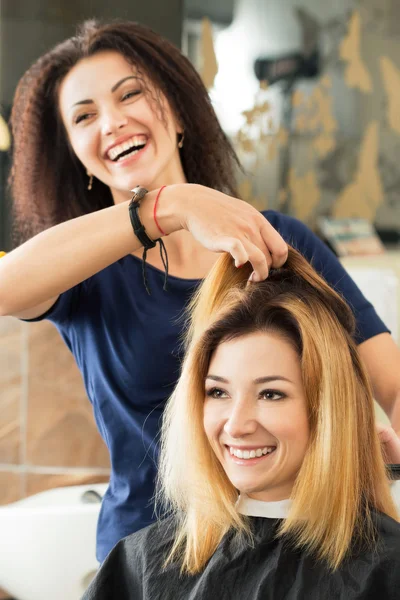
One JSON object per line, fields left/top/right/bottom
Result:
{"left": 153, "top": 185, "right": 167, "bottom": 236}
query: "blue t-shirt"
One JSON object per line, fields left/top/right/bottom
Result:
{"left": 29, "top": 211, "right": 389, "bottom": 562}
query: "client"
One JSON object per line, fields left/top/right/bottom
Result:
{"left": 83, "top": 249, "right": 400, "bottom": 599}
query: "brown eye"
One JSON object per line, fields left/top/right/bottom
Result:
{"left": 259, "top": 389, "right": 285, "bottom": 401}
{"left": 206, "top": 387, "right": 228, "bottom": 399}
{"left": 75, "top": 113, "right": 92, "bottom": 124}
{"left": 121, "top": 90, "right": 141, "bottom": 101}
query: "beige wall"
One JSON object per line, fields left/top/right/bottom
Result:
{"left": 0, "top": 317, "right": 110, "bottom": 507}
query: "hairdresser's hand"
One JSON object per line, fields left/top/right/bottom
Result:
{"left": 168, "top": 184, "right": 288, "bottom": 280}
{"left": 377, "top": 422, "right": 400, "bottom": 464}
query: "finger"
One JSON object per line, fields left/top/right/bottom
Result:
{"left": 259, "top": 219, "right": 288, "bottom": 268}
{"left": 221, "top": 237, "right": 250, "bottom": 268}
{"left": 377, "top": 423, "right": 400, "bottom": 463}
{"left": 240, "top": 240, "right": 271, "bottom": 281}
{"left": 222, "top": 237, "right": 270, "bottom": 280}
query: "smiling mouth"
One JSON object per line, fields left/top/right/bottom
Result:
{"left": 112, "top": 143, "right": 146, "bottom": 162}
{"left": 226, "top": 445, "right": 277, "bottom": 461}
{"left": 107, "top": 135, "right": 148, "bottom": 162}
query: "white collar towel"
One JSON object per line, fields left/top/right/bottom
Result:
{"left": 236, "top": 494, "right": 291, "bottom": 519}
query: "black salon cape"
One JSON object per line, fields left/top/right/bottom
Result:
{"left": 82, "top": 512, "right": 400, "bottom": 600}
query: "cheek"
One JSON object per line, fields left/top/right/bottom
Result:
{"left": 265, "top": 406, "right": 309, "bottom": 448}
{"left": 203, "top": 401, "right": 224, "bottom": 443}
{"left": 287, "top": 411, "right": 310, "bottom": 460}
{"left": 71, "top": 132, "right": 95, "bottom": 161}
{"left": 64, "top": 123, "right": 96, "bottom": 166}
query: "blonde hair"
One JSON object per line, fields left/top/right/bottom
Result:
{"left": 157, "top": 248, "right": 398, "bottom": 574}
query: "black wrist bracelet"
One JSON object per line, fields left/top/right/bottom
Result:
{"left": 128, "top": 186, "right": 157, "bottom": 249}
{"left": 128, "top": 185, "right": 169, "bottom": 295}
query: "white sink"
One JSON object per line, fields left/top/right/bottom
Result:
{"left": 0, "top": 483, "right": 107, "bottom": 600}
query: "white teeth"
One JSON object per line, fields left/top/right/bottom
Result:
{"left": 230, "top": 446, "right": 275, "bottom": 459}
{"left": 107, "top": 135, "right": 147, "bottom": 161}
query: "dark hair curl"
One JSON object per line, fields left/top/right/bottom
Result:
{"left": 10, "top": 19, "right": 241, "bottom": 242}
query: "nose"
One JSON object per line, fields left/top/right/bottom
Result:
{"left": 223, "top": 398, "right": 258, "bottom": 439}
{"left": 100, "top": 105, "right": 129, "bottom": 136}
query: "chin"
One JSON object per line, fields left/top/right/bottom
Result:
{"left": 234, "top": 481, "right": 263, "bottom": 495}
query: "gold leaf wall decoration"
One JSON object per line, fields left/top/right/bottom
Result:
{"left": 200, "top": 18, "right": 218, "bottom": 90}
{"left": 292, "top": 90, "right": 305, "bottom": 108}
{"left": 312, "top": 87, "right": 337, "bottom": 135}
{"left": 236, "top": 129, "right": 256, "bottom": 154}
{"left": 289, "top": 169, "right": 321, "bottom": 222}
{"left": 277, "top": 126, "right": 289, "bottom": 147}
{"left": 320, "top": 75, "right": 332, "bottom": 88}
{"left": 278, "top": 189, "right": 288, "bottom": 207}
{"left": 294, "top": 113, "right": 308, "bottom": 133}
{"left": 333, "top": 122, "right": 383, "bottom": 221}
{"left": 313, "top": 133, "right": 336, "bottom": 158}
{"left": 380, "top": 56, "right": 400, "bottom": 135}
{"left": 268, "top": 140, "right": 278, "bottom": 161}
{"left": 251, "top": 195, "right": 269, "bottom": 211}
{"left": 238, "top": 178, "right": 253, "bottom": 203}
{"left": 293, "top": 83, "right": 337, "bottom": 160}
{"left": 339, "top": 11, "right": 372, "bottom": 93}
{"left": 235, "top": 86, "right": 275, "bottom": 161}
{"left": 238, "top": 178, "right": 267, "bottom": 211}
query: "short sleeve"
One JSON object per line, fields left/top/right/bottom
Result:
{"left": 264, "top": 211, "right": 390, "bottom": 344}
{"left": 21, "top": 283, "right": 84, "bottom": 327}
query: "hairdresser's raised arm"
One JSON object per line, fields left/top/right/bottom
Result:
{"left": 0, "top": 183, "right": 287, "bottom": 318}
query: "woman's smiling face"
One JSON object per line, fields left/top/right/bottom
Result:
{"left": 203, "top": 331, "right": 310, "bottom": 502}
{"left": 58, "top": 50, "right": 186, "bottom": 203}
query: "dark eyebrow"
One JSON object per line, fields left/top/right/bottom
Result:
{"left": 206, "top": 375, "right": 293, "bottom": 384}
{"left": 71, "top": 76, "right": 139, "bottom": 109}
{"left": 111, "top": 75, "right": 139, "bottom": 93}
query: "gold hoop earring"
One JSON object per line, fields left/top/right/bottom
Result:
{"left": 87, "top": 172, "right": 93, "bottom": 191}
{"left": 178, "top": 132, "right": 184, "bottom": 148}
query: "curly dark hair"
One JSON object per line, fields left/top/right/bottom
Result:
{"left": 9, "top": 19, "right": 241, "bottom": 242}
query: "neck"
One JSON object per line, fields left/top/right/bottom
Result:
{"left": 153, "top": 228, "right": 218, "bottom": 279}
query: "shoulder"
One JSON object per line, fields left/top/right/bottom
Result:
{"left": 374, "top": 510, "right": 400, "bottom": 554}
{"left": 83, "top": 519, "right": 176, "bottom": 599}
{"left": 260, "top": 210, "right": 389, "bottom": 343}
{"left": 261, "top": 209, "right": 344, "bottom": 279}
{"left": 262, "top": 210, "right": 321, "bottom": 250}
{"left": 118, "top": 517, "right": 176, "bottom": 564}
{"left": 358, "top": 511, "right": 400, "bottom": 578}
{"left": 367, "top": 512, "right": 400, "bottom": 594}
{"left": 261, "top": 209, "right": 337, "bottom": 265}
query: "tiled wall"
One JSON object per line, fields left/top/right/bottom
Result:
{"left": 0, "top": 316, "right": 110, "bottom": 506}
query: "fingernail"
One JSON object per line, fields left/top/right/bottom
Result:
{"left": 248, "top": 271, "right": 255, "bottom": 282}
{"left": 237, "top": 264, "right": 244, "bottom": 269}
